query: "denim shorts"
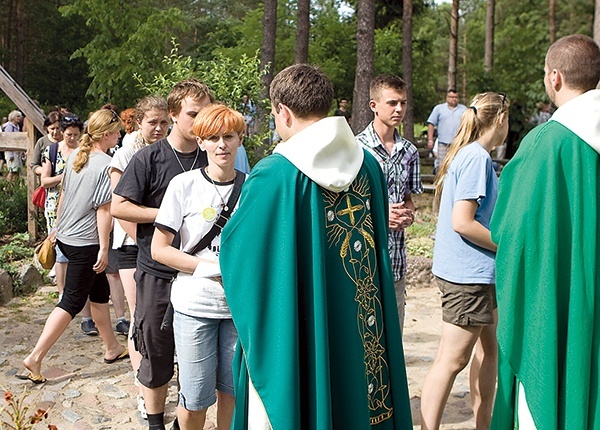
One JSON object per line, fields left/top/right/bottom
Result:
{"left": 173, "top": 311, "right": 237, "bottom": 411}
{"left": 55, "top": 243, "right": 68, "bottom": 264}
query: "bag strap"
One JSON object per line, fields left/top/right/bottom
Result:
{"left": 49, "top": 142, "right": 59, "bottom": 177}
{"left": 186, "top": 170, "right": 246, "bottom": 256}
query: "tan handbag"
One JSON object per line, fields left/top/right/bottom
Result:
{"left": 35, "top": 237, "right": 56, "bottom": 270}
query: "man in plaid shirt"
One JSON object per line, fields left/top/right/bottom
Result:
{"left": 356, "top": 74, "right": 423, "bottom": 330}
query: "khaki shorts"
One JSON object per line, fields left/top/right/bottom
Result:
{"left": 437, "top": 277, "right": 497, "bottom": 326}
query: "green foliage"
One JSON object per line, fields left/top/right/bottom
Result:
{"left": 212, "top": 7, "right": 266, "bottom": 61}
{"left": 133, "top": 42, "right": 196, "bottom": 97}
{"left": 406, "top": 237, "right": 434, "bottom": 258}
{"left": 22, "top": 1, "right": 92, "bottom": 113}
{"left": 405, "top": 195, "right": 437, "bottom": 258}
{"left": 135, "top": 41, "right": 266, "bottom": 109}
{"left": 135, "top": 41, "right": 270, "bottom": 166}
{"left": 0, "top": 95, "right": 17, "bottom": 119}
{"left": 0, "top": 179, "right": 28, "bottom": 236}
{"left": 0, "top": 233, "right": 32, "bottom": 265}
{"left": 198, "top": 53, "right": 266, "bottom": 109}
{"left": 0, "top": 233, "right": 34, "bottom": 297}
{"left": 60, "top": 0, "right": 189, "bottom": 109}
{"left": 4, "top": 0, "right": 594, "bottom": 140}
{"left": 308, "top": 2, "right": 358, "bottom": 99}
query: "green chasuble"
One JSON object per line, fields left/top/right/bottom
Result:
{"left": 490, "top": 90, "right": 600, "bottom": 429}
{"left": 220, "top": 118, "right": 412, "bottom": 429}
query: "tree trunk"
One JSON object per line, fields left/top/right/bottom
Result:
{"left": 549, "top": 0, "right": 556, "bottom": 44}
{"left": 448, "top": 0, "right": 459, "bottom": 90}
{"left": 402, "top": 0, "right": 415, "bottom": 143}
{"left": 352, "top": 0, "right": 375, "bottom": 134}
{"left": 594, "top": 0, "right": 600, "bottom": 46}
{"left": 261, "top": 0, "right": 278, "bottom": 93}
{"left": 16, "top": 0, "right": 24, "bottom": 84}
{"left": 295, "top": 0, "right": 310, "bottom": 63}
{"left": 257, "top": 0, "right": 277, "bottom": 148}
{"left": 462, "top": 30, "right": 467, "bottom": 96}
{"left": 3, "top": 0, "right": 17, "bottom": 73}
{"left": 484, "top": 0, "right": 495, "bottom": 73}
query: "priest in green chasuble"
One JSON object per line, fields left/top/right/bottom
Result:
{"left": 490, "top": 35, "right": 600, "bottom": 429}
{"left": 220, "top": 64, "right": 412, "bottom": 429}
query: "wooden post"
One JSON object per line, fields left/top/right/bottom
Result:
{"left": 25, "top": 118, "right": 38, "bottom": 239}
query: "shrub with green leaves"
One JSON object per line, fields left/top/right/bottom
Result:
{"left": 0, "top": 179, "right": 28, "bottom": 236}
{"left": 135, "top": 40, "right": 271, "bottom": 166}
{"left": 0, "top": 232, "right": 34, "bottom": 296}
{"left": 0, "top": 233, "right": 33, "bottom": 265}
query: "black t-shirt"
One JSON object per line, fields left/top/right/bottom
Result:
{"left": 114, "top": 138, "right": 208, "bottom": 279}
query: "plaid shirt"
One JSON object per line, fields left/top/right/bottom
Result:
{"left": 356, "top": 122, "right": 423, "bottom": 280}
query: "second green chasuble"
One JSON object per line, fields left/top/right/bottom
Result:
{"left": 490, "top": 90, "right": 600, "bottom": 429}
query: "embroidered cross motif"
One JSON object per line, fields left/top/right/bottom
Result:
{"left": 337, "top": 195, "right": 364, "bottom": 226}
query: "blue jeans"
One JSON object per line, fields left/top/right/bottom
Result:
{"left": 173, "top": 311, "right": 237, "bottom": 411}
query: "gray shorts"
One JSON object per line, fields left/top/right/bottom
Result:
{"left": 437, "top": 277, "right": 497, "bottom": 326}
{"left": 105, "top": 247, "right": 119, "bottom": 274}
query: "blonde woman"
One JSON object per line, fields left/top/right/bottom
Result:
{"left": 421, "top": 92, "right": 509, "bottom": 429}
{"left": 19, "top": 109, "right": 128, "bottom": 384}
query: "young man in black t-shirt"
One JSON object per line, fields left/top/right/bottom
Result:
{"left": 112, "top": 79, "right": 213, "bottom": 430}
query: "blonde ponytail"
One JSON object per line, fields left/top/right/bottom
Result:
{"left": 73, "top": 133, "right": 93, "bottom": 173}
{"left": 72, "top": 109, "right": 122, "bottom": 173}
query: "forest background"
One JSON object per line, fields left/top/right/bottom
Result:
{"left": 0, "top": 0, "right": 597, "bottom": 287}
{"left": 0, "top": 0, "right": 598, "bottom": 146}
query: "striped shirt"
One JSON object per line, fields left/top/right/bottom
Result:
{"left": 356, "top": 122, "right": 423, "bottom": 280}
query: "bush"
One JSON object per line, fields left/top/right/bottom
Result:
{"left": 0, "top": 178, "right": 28, "bottom": 236}
{"left": 0, "top": 232, "right": 34, "bottom": 296}
{"left": 0, "top": 233, "right": 33, "bottom": 264}
{"left": 134, "top": 40, "right": 271, "bottom": 167}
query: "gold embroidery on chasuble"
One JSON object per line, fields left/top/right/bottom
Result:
{"left": 323, "top": 174, "right": 393, "bottom": 425}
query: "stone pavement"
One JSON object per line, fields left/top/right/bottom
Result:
{"left": 0, "top": 285, "right": 475, "bottom": 429}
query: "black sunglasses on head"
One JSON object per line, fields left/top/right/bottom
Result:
{"left": 498, "top": 92, "right": 507, "bottom": 105}
{"left": 63, "top": 114, "right": 80, "bottom": 124}
{"left": 109, "top": 109, "right": 119, "bottom": 123}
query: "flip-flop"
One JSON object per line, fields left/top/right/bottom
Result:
{"left": 15, "top": 371, "right": 46, "bottom": 384}
{"left": 104, "top": 348, "right": 129, "bottom": 364}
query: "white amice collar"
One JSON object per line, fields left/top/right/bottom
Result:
{"left": 550, "top": 89, "right": 600, "bottom": 154}
{"left": 274, "top": 116, "right": 364, "bottom": 193}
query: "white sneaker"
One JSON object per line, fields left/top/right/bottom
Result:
{"left": 137, "top": 395, "right": 148, "bottom": 420}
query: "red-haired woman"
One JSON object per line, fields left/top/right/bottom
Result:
{"left": 151, "top": 104, "right": 246, "bottom": 430}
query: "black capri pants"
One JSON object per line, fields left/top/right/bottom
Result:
{"left": 56, "top": 240, "right": 110, "bottom": 318}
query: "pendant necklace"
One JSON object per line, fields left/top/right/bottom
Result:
{"left": 206, "top": 167, "right": 235, "bottom": 210}
{"left": 202, "top": 167, "right": 235, "bottom": 222}
{"left": 171, "top": 144, "right": 199, "bottom": 172}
